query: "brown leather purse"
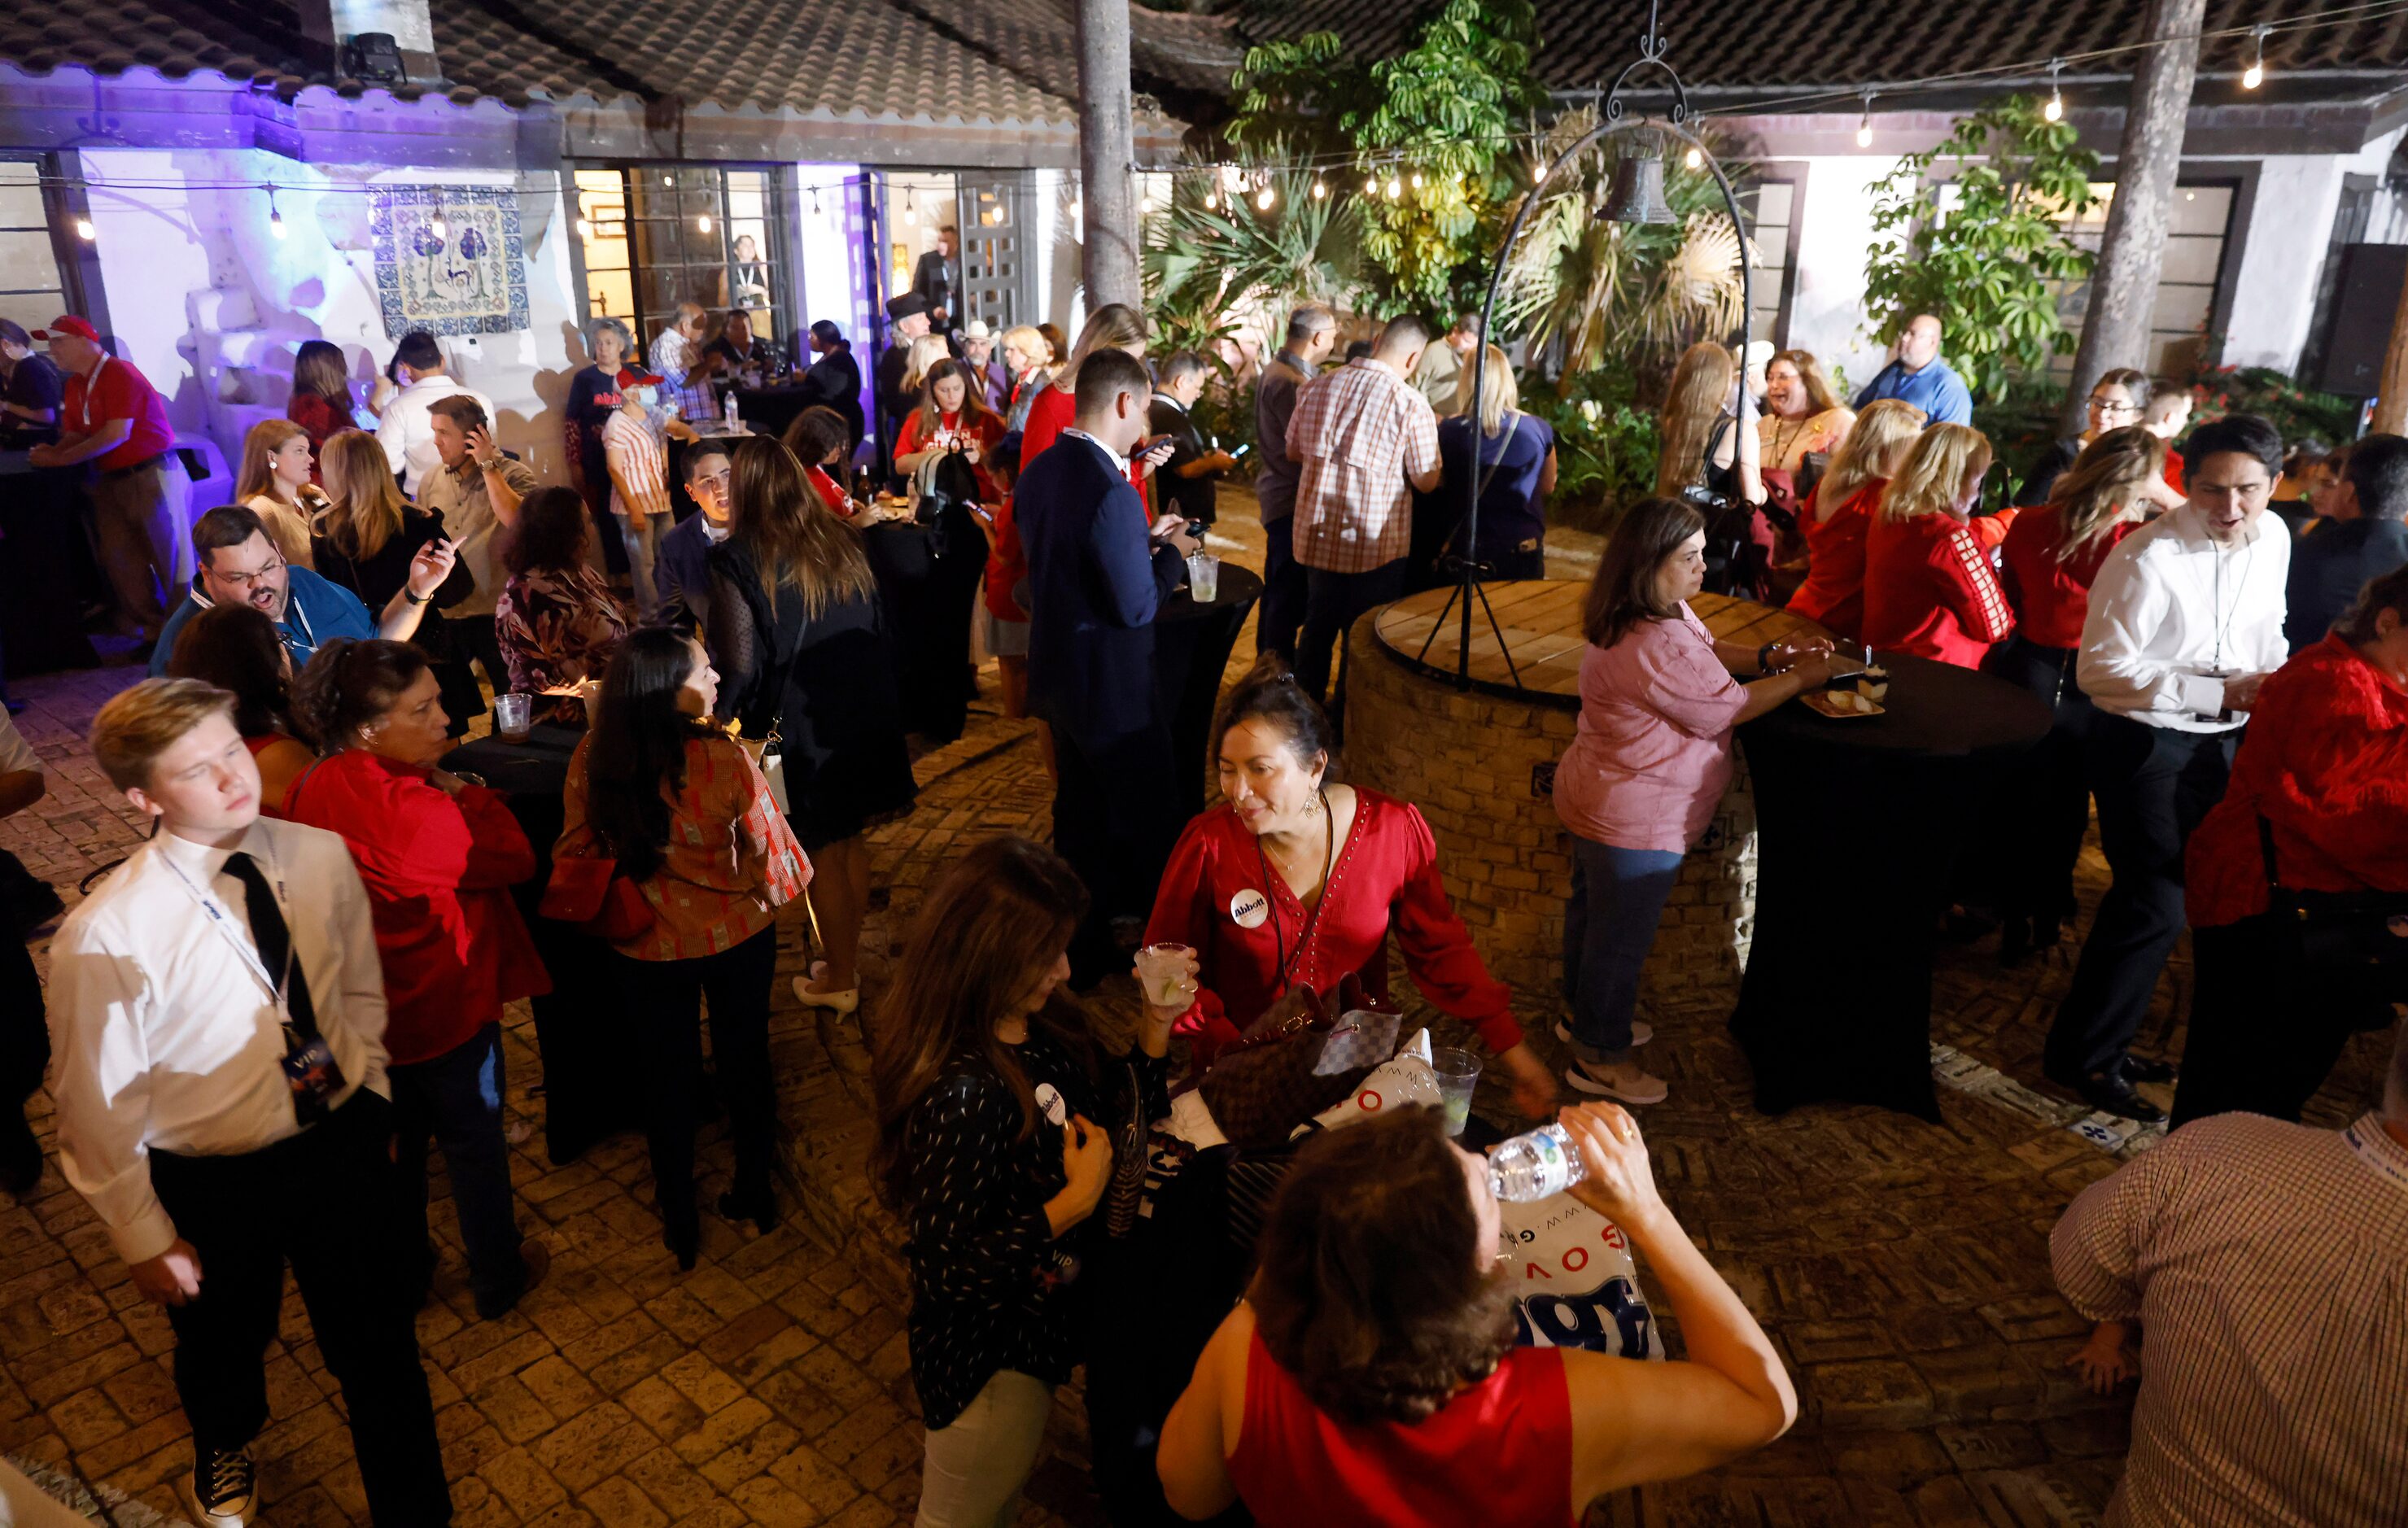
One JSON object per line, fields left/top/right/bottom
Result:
{"left": 1197, "top": 974, "right": 1395, "bottom": 1150}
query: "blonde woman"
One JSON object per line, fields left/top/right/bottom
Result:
{"left": 313, "top": 430, "right": 482, "bottom": 731}
{"left": 1018, "top": 303, "right": 1171, "bottom": 490}
{"left": 1756, "top": 350, "right": 1855, "bottom": 474}
{"left": 1000, "top": 323, "right": 1052, "bottom": 434}
{"left": 1431, "top": 343, "right": 1558, "bottom": 581}
{"left": 900, "top": 335, "right": 952, "bottom": 403}
{"left": 1990, "top": 427, "right": 2168, "bottom": 964}
{"left": 1786, "top": 399, "right": 1925, "bottom": 640}
{"left": 1860, "top": 423, "right": 2012, "bottom": 668}
{"left": 234, "top": 417, "right": 324, "bottom": 570}
{"left": 1654, "top": 343, "right": 1762, "bottom": 508}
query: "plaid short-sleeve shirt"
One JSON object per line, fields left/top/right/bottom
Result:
{"left": 1287, "top": 357, "right": 1440, "bottom": 574}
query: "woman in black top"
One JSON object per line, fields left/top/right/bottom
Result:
{"left": 869, "top": 835, "right": 1170, "bottom": 1525}
{"left": 705, "top": 308, "right": 782, "bottom": 382}
{"left": 566, "top": 317, "right": 636, "bottom": 576}
{"left": 2013, "top": 369, "right": 2151, "bottom": 508}
{"left": 315, "top": 430, "right": 479, "bottom": 732}
{"left": 0, "top": 320, "right": 63, "bottom": 448}
{"left": 705, "top": 434, "right": 915, "bottom": 1015}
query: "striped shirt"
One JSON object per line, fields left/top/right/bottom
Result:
{"left": 2051, "top": 1111, "right": 2408, "bottom": 1527}
{"left": 601, "top": 408, "right": 671, "bottom": 521}
{"left": 1287, "top": 357, "right": 1439, "bottom": 574}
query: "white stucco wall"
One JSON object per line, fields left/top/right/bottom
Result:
{"left": 1777, "top": 154, "right": 1908, "bottom": 399}
{"left": 78, "top": 146, "right": 583, "bottom": 478}
{"left": 2214, "top": 126, "right": 2405, "bottom": 372}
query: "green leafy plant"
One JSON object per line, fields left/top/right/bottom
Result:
{"left": 2174, "top": 330, "right": 2360, "bottom": 447}
{"left": 1144, "top": 151, "right": 1363, "bottom": 359}
{"left": 1863, "top": 97, "right": 2099, "bottom": 403}
{"left": 1519, "top": 365, "right": 1660, "bottom": 530}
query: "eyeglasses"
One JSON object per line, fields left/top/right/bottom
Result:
{"left": 2087, "top": 397, "right": 2141, "bottom": 417}
{"left": 213, "top": 556, "right": 286, "bottom": 589}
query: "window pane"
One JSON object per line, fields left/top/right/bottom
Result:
{"left": 0, "top": 290, "right": 63, "bottom": 333}
{"left": 0, "top": 229, "right": 59, "bottom": 286}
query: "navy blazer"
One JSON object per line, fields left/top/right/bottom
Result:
{"left": 1018, "top": 432, "right": 1184, "bottom": 744}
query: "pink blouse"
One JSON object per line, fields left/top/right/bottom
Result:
{"left": 1551, "top": 605, "right": 1747, "bottom": 853}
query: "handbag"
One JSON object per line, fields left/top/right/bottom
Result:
{"left": 538, "top": 853, "right": 657, "bottom": 941}
{"left": 2259, "top": 816, "right": 2408, "bottom": 969}
{"left": 738, "top": 725, "right": 790, "bottom": 814}
{"left": 1197, "top": 975, "right": 1392, "bottom": 1150}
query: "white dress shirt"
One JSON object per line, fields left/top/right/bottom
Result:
{"left": 2077, "top": 504, "right": 2290, "bottom": 733}
{"left": 46, "top": 818, "right": 390, "bottom": 1264}
{"left": 376, "top": 373, "right": 496, "bottom": 496}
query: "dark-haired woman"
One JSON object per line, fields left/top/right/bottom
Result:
{"left": 287, "top": 338, "right": 360, "bottom": 467}
{"left": 285, "top": 638, "right": 551, "bottom": 1320}
{"left": 317, "top": 428, "right": 481, "bottom": 734}
{"left": 1156, "top": 1102, "right": 1797, "bottom": 1524}
{"left": 1552, "top": 498, "right": 1848, "bottom": 1105}
{"left": 2013, "top": 368, "right": 2153, "bottom": 509}
{"left": 1143, "top": 656, "right": 1558, "bottom": 1118}
{"left": 496, "top": 485, "right": 630, "bottom": 726}
{"left": 706, "top": 435, "right": 915, "bottom": 1017}
{"left": 781, "top": 405, "right": 858, "bottom": 517}
{"left": 1988, "top": 427, "right": 2164, "bottom": 965}
{"left": 558, "top": 628, "right": 809, "bottom": 1265}
{"left": 872, "top": 836, "right": 1171, "bottom": 1528}
{"left": 165, "top": 603, "right": 317, "bottom": 816}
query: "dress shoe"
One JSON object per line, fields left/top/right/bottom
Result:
{"left": 2117, "top": 1054, "right": 2177, "bottom": 1085}
{"left": 2074, "top": 1070, "right": 2165, "bottom": 1124}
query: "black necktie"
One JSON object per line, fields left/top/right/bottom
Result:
{"left": 223, "top": 851, "right": 320, "bottom": 1039}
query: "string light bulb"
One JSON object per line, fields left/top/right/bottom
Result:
{"left": 2243, "top": 24, "right": 2269, "bottom": 89}
{"left": 1203, "top": 190, "right": 1217, "bottom": 210}
{"left": 1684, "top": 146, "right": 1702, "bottom": 169}
{"left": 1856, "top": 91, "right": 1876, "bottom": 149}
{"left": 1256, "top": 184, "right": 1276, "bottom": 212}
{"left": 268, "top": 187, "right": 286, "bottom": 239}
{"left": 1409, "top": 169, "right": 1423, "bottom": 189}
{"left": 1311, "top": 177, "right": 1327, "bottom": 200}
{"left": 2043, "top": 59, "right": 2064, "bottom": 121}
{"left": 697, "top": 212, "right": 712, "bottom": 234}
{"left": 1386, "top": 172, "right": 1403, "bottom": 199}
{"left": 1221, "top": 164, "right": 1245, "bottom": 193}
{"left": 74, "top": 216, "right": 95, "bottom": 240}
{"left": 1364, "top": 174, "right": 1378, "bottom": 195}
{"left": 576, "top": 216, "right": 593, "bottom": 238}
{"left": 430, "top": 213, "right": 448, "bottom": 241}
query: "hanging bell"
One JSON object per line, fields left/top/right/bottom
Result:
{"left": 1602, "top": 143, "right": 1676, "bottom": 226}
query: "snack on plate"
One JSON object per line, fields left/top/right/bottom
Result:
{"left": 1864, "top": 682, "right": 1890, "bottom": 702}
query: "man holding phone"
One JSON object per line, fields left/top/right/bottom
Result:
{"left": 416, "top": 394, "right": 538, "bottom": 701}
{"left": 1019, "top": 349, "right": 1201, "bottom": 985}
{"left": 1149, "top": 351, "right": 1241, "bottom": 528}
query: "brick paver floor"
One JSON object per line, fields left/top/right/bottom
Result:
{"left": 1, "top": 495, "right": 2391, "bottom": 1527}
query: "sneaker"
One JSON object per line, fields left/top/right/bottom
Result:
{"left": 1554, "top": 1018, "right": 1652, "bottom": 1050}
{"left": 1563, "top": 1056, "right": 1669, "bottom": 1106}
{"left": 184, "top": 1444, "right": 257, "bottom": 1526}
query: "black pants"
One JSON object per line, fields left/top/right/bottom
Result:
{"left": 1256, "top": 513, "right": 1307, "bottom": 665}
{"left": 1984, "top": 637, "right": 2101, "bottom": 933}
{"left": 2044, "top": 716, "right": 2238, "bottom": 1081}
{"left": 1296, "top": 559, "right": 1407, "bottom": 715}
{"left": 148, "top": 1092, "right": 450, "bottom": 1526}
{"left": 457, "top": 613, "right": 508, "bottom": 698}
{"left": 623, "top": 927, "right": 779, "bottom": 1237}
{"left": 1054, "top": 721, "right": 1182, "bottom": 986}
{"left": 1, "top": 932, "right": 45, "bottom": 1187}
{"left": 2173, "top": 915, "right": 2401, "bottom": 1126}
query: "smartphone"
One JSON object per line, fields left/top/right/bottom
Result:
{"left": 1230, "top": 443, "right": 1251, "bottom": 458}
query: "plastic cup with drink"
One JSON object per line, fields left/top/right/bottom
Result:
{"left": 1134, "top": 943, "right": 1196, "bottom": 1008}
{"left": 1431, "top": 1047, "right": 1481, "bottom": 1137}
{"left": 1186, "top": 552, "right": 1220, "bottom": 603}
{"left": 495, "top": 692, "right": 534, "bottom": 743}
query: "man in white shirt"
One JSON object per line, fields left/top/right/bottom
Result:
{"left": 375, "top": 330, "right": 496, "bottom": 497}
{"left": 47, "top": 679, "right": 450, "bottom": 1527}
{"left": 2052, "top": 414, "right": 2291, "bottom": 1123}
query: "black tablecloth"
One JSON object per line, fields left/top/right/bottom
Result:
{"left": 0, "top": 454, "right": 101, "bottom": 677}
{"left": 863, "top": 512, "right": 988, "bottom": 744}
{"left": 1156, "top": 564, "right": 1264, "bottom": 823}
{"left": 444, "top": 723, "right": 645, "bottom": 1165}
{"left": 729, "top": 385, "right": 816, "bottom": 443}
{"left": 1730, "top": 653, "right": 2049, "bottom": 1120}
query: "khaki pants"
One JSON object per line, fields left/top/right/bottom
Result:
{"left": 89, "top": 456, "right": 194, "bottom": 640}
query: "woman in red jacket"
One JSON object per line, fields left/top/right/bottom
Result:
{"left": 1860, "top": 423, "right": 2015, "bottom": 669}
{"left": 1786, "top": 399, "right": 1925, "bottom": 640}
{"left": 1986, "top": 428, "right": 2164, "bottom": 964}
{"left": 287, "top": 639, "right": 551, "bottom": 1320}
{"left": 1016, "top": 303, "right": 1170, "bottom": 502}
{"left": 1143, "top": 657, "right": 1556, "bottom": 1117}
{"left": 2173, "top": 565, "right": 2408, "bottom": 1126}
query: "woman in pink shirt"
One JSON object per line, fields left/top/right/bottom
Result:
{"left": 1550, "top": 497, "right": 1851, "bottom": 1103}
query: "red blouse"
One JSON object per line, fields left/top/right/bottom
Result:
{"left": 286, "top": 392, "right": 351, "bottom": 475}
{"left": 1019, "top": 382, "right": 1152, "bottom": 511}
{"left": 1999, "top": 508, "right": 2136, "bottom": 649}
{"left": 896, "top": 407, "right": 1005, "bottom": 501}
{"left": 1227, "top": 1329, "right": 1576, "bottom": 1528}
{"left": 807, "top": 465, "right": 854, "bottom": 517}
{"left": 284, "top": 749, "right": 550, "bottom": 1064}
{"left": 2185, "top": 635, "right": 2408, "bottom": 929}
{"left": 1143, "top": 790, "right": 1521, "bottom": 1067}
{"left": 1860, "top": 512, "right": 2017, "bottom": 669}
{"left": 1786, "top": 482, "right": 1880, "bottom": 640}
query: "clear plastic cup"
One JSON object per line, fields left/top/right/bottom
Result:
{"left": 1187, "top": 552, "right": 1219, "bottom": 603}
{"left": 495, "top": 692, "right": 533, "bottom": 742}
{"left": 1431, "top": 1046, "right": 1481, "bottom": 1137}
{"left": 1134, "top": 942, "right": 1195, "bottom": 1007}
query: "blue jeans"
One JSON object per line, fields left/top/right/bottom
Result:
{"left": 388, "top": 1022, "right": 525, "bottom": 1317}
{"left": 1562, "top": 839, "right": 1683, "bottom": 1061}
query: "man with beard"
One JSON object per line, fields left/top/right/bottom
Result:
{"left": 150, "top": 505, "right": 455, "bottom": 677}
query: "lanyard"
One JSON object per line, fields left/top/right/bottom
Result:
{"left": 70, "top": 356, "right": 109, "bottom": 434}
{"left": 155, "top": 840, "right": 295, "bottom": 1015}
{"left": 2186, "top": 530, "right": 2255, "bottom": 673}
{"left": 2345, "top": 1118, "right": 2408, "bottom": 1194}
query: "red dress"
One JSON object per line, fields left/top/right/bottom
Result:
{"left": 1786, "top": 482, "right": 1880, "bottom": 639}
{"left": 1143, "top": 791, "right": 1522, "bottom": 1066}
{"left": 1860, "top": 512, "right": 2017, "bottom": 668}
{"left": 2184, "top": 635, "right": 2408, "bottom": 929}
{"left": 1226, "top": 1329, "right": 1577, "bottom": 1528}
{"left": 1999, "top": 509, "right": 2136, "bottom": 649}
{"left": 285, "top": 750, "right": 551, "bottom": 1063}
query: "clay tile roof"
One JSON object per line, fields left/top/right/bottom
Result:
{"left": 1236, "top": 0, "right": 2408, "bottom": 105}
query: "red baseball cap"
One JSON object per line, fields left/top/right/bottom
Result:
{"left": 30, "top": 316, "right": 99, "bottom": 344}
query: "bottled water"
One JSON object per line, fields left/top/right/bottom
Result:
{"left": 1488, "top": 1123, "right": 1589, "bottom": 1203}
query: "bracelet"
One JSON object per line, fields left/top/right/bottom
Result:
{"left": 1757, "top": 642, "right": 1776, "bottom": 672}
{"left": 404, "top": 588, "right": 430, "bottom": 605}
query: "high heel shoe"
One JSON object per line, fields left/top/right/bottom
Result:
{"left": 719, "top": 1185, "right": 778, "bottom": 1236}
{"left": 791, "top": 975, "right": 859, "bottom": 1015}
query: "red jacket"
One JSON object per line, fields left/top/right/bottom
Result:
{"left": 1143, "top": 791, "right": 1521, "bottom": 1067}
{"left": 286, "top": 750, "right": 550, "bottom": 1063}
{"left": 1786, "top": 482, "right": 1880, "bottom": 640}
{"left": 1860, "top": 512, "right": 2016, "bottom": 669}
{"left": 2185, "top": 635, "right": 2408, "bottom": 929}
{"left": 1999, "top": 509, "right": 2136, "bottom": 650}
{"left": 1020, "top": 381, "right": 1152, "bottom": 512}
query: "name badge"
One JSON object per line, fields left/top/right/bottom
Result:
{"left": 1230, "top": 889, "right": 1270, "bottom": 929}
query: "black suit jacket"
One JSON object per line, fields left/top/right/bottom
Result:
{"left": 912, "top": 251, "right": 959, "bottom": 324}
{"left": 1018, "top": 434, "right": 1183, "bottom": 744}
